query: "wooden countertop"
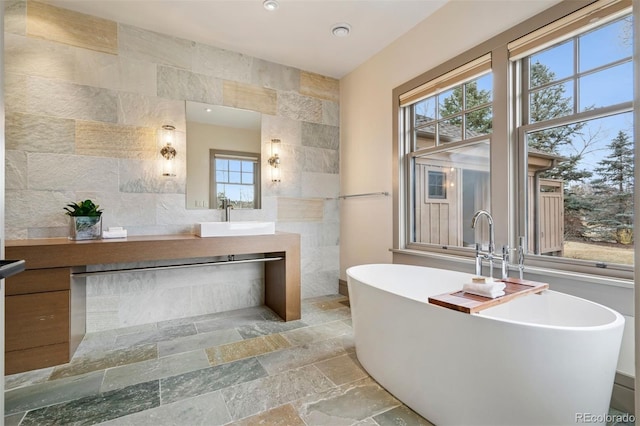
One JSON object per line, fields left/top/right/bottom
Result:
{"left": 6, "top": 232, "right": 300, "bottom": 270}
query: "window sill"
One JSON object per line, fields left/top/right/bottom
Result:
{"left": 390, "top": 247, "right": 634, "bottom": 290}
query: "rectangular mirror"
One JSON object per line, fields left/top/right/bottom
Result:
{"left": 186, "top": 101, "right": 262, "bottom": 209}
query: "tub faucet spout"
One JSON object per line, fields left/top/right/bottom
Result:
{"left": 471, "top": 210, "right": 496, "bottom": 278}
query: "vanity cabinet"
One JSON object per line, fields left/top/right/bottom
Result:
{"left": 5, "top": 267, "right": 85, "bottom": 375}
{"left": 5, "top": 232, "right": 300, "bottom": 374}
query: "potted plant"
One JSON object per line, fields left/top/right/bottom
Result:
{"left": 64, "top": 199, "right": 103, "bottom": 240}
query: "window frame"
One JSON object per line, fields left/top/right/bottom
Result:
{"left": 428, "top": 171, "right": 447, "bottom": 200}
{"left": 210, "top": 149, "right": 261, "bottom": 209}
{"left": 393, "top": 0, "right": 634, "bottom": 281}
{"left": 514, "top": 11, "right": 633, "bottom": 277}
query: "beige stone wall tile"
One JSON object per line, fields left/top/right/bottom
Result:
{"left": 26, "top": 1, "right": 117, "bottom": 54}
{"left": 5, "top": 0, "right": 27, "bottom": 36}
{"left": 157, "top": 66, "right": 222, "bottom": 104}
{"left": 251, "top": 58, "right": 300, "bottom": 92}
{"left": 300, "top": 71, "right": 339, "bottom": 102}
{"left": 6, "top": 150, "right": 27, "bottom": 190}
{"left": 5, "top": 32, "right": 76, "bottom": 80}
{"left": 21, "top": 76, "right": 118, "bottom": 122}
{"left": 28, "top": 153, "right": 119, "bottom": 192}
{"left": 223, "top": 81, "right": 277, "bottom": 115}
{"left": 6, "top": 188, "right": 75, "bottom": 230}
{"left": 278, "top": 91, "right": 322, "bottom": 123}
{"left": 117, "top": 92, "right": 186, "bottom": 130}
{"left": 74, "top": 52, "right": 157, "bottom": 97}
{"left": 302, "top": 122, "right": 339, "bottom": 150}
{"left": 193, "top": 43, "right": 252, "bottom": 83}
{"left": 119, "top": 23, "right": 193, "bottom": 69}
{"left": 119, "top": 160, "right": 186, "bottom": 195}
{"left": 76, "top": 121, "right": 157, "bottom": 159}
{"left": 6, "top": 112, "right": 75, "bottom": 153}
{"left": 300, "top": 172, "right": 339, "bottom": 199}
{"left": 303, "top": 146, "right": 339, "bottom": 174}
{"left": 322, "top": 100, "right": 340, "bottom": 127}
{"left": 278, "top": 197, "right": 324, "bottom": 222}
{"left": 5, "top": 73, "right": 28, "bottom": 113}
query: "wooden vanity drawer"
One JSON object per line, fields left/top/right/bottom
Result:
{"left": 5, "top": 290, "right": 70, "bottom": 352}
{"left": 5, "top": 343, "right": 69, "bottom": 375}
{"left": 5, "top": 267, "right": 70, "bottom": 296}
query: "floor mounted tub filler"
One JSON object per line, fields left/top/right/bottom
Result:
{"left": 347, "top": 263, "right": 624, "bottom": 426}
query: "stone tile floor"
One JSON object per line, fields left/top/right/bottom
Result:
{"left": 4, "top": 295, "right": 434, "bottom": 426}
{"left": 3, "top": 294, "right": 634, "bottom": 426}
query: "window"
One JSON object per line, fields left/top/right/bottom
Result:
{"left": 211, "top": 150, "right": 261, "bottom": 209}
{"left": 517, "top": 13, "right": 633, "bottom": 268}
{"left": 401, "top": 58, "right": 493, "bottom": 249}
{"left": 428, "top": 171, "right": 447, "bottom": 199}
{"left": 396, "top": 0, "right": 634, "bottom": 278}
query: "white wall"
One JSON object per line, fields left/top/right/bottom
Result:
{"left": 339, "top": 0, "right": 560, "bottom": 279}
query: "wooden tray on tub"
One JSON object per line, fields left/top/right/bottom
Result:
{"left": 428, "top": 277, "right": 549, "bottom": 314}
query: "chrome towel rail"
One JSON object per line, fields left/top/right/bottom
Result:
{"left": 327, "top": 191, "right": 390, "bottom": 200}
{"left": 71, "top": 256, "right": 284, "bottom": 278}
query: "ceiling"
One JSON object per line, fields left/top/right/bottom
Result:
{"left": 45, "top": 0, "right": 449, "bottom": 79}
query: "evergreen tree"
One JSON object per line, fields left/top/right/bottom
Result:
{"left": 589, "top": 131, "right": 634, "bottom": 243}
{"left": 528, "top": 61, "right": 585, "bottom": 156}
{"left": 527, "top": 61, "right": 595, "bottom": 240}
{"left": 439, "top": 81, "right": 492, "bottom": 135}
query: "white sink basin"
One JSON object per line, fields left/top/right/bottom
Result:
{"left": 196, "top": 221, "right": 276, "bottom": 237}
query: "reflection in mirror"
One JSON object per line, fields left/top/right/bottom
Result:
{"left": 186, "top": 102, "right": 262, "bottom": 209}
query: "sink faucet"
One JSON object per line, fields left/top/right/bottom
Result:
{"left": 471, "top": 210, "right": 496, "bottom": 278}
{"left": 221, "top": 198, "right": 233, "bottom": 222}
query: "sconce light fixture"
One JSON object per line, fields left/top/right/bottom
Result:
{"left": 268, "top": 138, "right": 281, "bottom": 182}
{"left": 160, "top": 124, "right": 176, "bottom": 177}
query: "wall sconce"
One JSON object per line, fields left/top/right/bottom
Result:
{"left": 268, "top": 138, "right": 281, "bottom": 182}
{"left": 159, "top": 124, "right": 176, "bottom": 177}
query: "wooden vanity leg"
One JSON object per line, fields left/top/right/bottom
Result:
{"left": 264, "top": 250, "right": 301, "bottom": 321}
{"left": 70, "top": 268, "right": 87, "bottom": 358}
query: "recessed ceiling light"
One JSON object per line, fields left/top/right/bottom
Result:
{"left": 263, "top": 0, "right": 279, "bottom": 11}
{"left": 205, "top": 108, "right": 212, "bottom": 112}
{"left": 331, "top": 23, "right": 351, "bottom": 37}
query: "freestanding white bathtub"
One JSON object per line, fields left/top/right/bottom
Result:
{"left": 347, "top": 263, "right": 625, "bottom": 426}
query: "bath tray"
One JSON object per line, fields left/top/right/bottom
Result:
{"left": 428, "top": 277, "right": 549, "bottom": 314}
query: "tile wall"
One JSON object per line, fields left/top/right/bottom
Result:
{"left": 3, "top": 0, "right": 340, "bottom": 331}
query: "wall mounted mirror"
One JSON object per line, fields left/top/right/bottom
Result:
{"left": 186, "top": 101, "right": 262, "bottom": 210}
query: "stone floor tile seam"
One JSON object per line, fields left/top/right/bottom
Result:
{"left": 5, "top": 371, "right": 108, "bottom": 417}
{"left": 218, "top": 364, "right": 338, "bottom": 422}
{"left": 368, "top": 403, "right": 406, "bottom": 422}
{"left": 113, "top": 322, "right": 160, "bottom": 343}
{"left": 222, "top": 402, "right": 308, "bottom": 426}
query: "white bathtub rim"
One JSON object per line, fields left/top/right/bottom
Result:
{"left": 346, "top": 263, "right": 625, "bottom": 332}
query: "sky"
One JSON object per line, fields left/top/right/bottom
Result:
{"left": 528, "top": 16, "right": 633, "bottom": 183}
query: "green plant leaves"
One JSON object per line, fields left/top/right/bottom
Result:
{"left": 64, "top": 199, "right": 103, "bottom": 217}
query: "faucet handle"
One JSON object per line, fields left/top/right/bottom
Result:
{"left": 517, "top": 236, "right": 526, "bottom": 279}
{"left": 501, "top": 245, "right": 510, "bottom": 280}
